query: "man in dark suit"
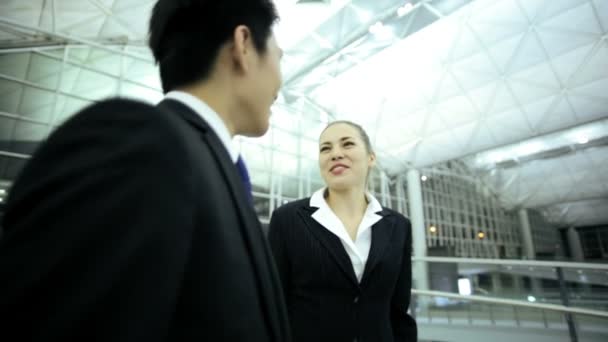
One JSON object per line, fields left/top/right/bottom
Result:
{"left": 0, "top": 0, "right": 289, "bottom": 341}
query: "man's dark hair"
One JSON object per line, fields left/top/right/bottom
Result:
{"left": 149, "top": 0, "right": 279, "bottom": 93}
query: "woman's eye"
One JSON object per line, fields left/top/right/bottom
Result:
{"left": 344, "top": 141, "right": 354, "bottom": 147}
{"left": 320, "top": 147, "right": 329, "bottom": 152}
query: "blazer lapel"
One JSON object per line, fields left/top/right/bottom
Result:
{"left": 360, "top": 210, "right": 395, "bottom": 287}
{"left": 157, "top": 99, "right": 288, "bottom": 341}
{"left": 297, "top": 206, "right": 360, "bottom": 288}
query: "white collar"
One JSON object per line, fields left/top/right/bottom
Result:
{"left": 165, "top": 90, "right": 239, "bottom": 163}
{"left": 310, "top": 188, "right": 383, "bottom": 214}
{"left": 309, "top": 188, "right": 383, "bottom": 248}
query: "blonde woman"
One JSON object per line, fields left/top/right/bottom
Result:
{"left": 269, "top": 121, "right": 417, "bottom": 342}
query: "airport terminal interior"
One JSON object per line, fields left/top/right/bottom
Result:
{"left": 0, "top": 0, "right": 607, "bottom": 341}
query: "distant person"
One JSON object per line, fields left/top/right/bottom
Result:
{"left": 0, "top": 0, "right": 290, "bottom": 341}
{"left": 268, "top": 121, "right": 417, "bottom": 342}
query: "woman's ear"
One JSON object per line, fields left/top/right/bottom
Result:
{"left": 368, "top": 152, "right": 377, "bottom": 168}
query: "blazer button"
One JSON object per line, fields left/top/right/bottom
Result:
{"left": 353, "top": 296, "right": 359, "bottom": 303}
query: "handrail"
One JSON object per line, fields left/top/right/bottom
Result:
{"left": 412, "top": 256, "right": 608, "bottom": 271}
{"left": 412, "top": 289, "right": 608, "bottom": 319}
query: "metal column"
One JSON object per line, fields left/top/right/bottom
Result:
{"left": 407, "top": 169, "right": 429, "bottom": 291}
{"left": 567, "top": 227, "right": 585, "bottom": 261}
{"left": 518, "top": 208, "right": 535, "bottom": 259}
{"left": 518, "top": 208, "right": 541, "bottom": 295}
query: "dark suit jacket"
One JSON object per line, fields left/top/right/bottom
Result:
{"left": 268, "top": 198, "right": 417, "bottom": 342}
{"left": 0, "top": 98, "right": 290, "bottom": 342}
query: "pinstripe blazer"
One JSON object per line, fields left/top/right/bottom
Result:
{"left": 268, "top": 198, "right": 417, "bottom": 342}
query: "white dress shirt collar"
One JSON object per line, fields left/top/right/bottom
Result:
{"left": 310, "top": 187, "right": 383, "bottom": 218}
{"left": 309, "top": 187, "right": 383, "bottom": 282}
{"left": 165, "top": 90, "right": 239, "bottom": 163}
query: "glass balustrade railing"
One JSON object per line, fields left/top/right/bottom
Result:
{"left": 410, "top": 257, "right": 608, "bottom": 342}
{"left": 411, "top": 257, "right": 608, "bottom": 310}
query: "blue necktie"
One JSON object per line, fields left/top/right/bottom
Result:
{"left": 235, "top": 155, "right": 253, "bottom": 204}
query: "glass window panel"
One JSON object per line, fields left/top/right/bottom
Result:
{"left": 27, "top": 54, "right": 63, "bottom": 89}
{"left": 13, "top": 121, "right": 47, "bottom": 151}
{"left": 19, "top": 86, "right": 56, "bottom": 121}
{"left": 119, "top": 83, "right": 163, "bottom": 103}
{"left": 280, "top": 175, "right": 300, "bottom": 199}
{"left": 272, "top": 150, "right": 298, "bottom": 176}
{"left": 70, "top": 69, "right": 118, "bottom": 99}
{"left": 273, "top": 129, "right": 298, "bottom": 154}
{"left": 0, "top": 117, "right": 16, "bottom": 141}
{"left": 0, "top": 53, "right": 29, "bottom": 79}
{"left": 241, "top": 143, "right": 272, "bottom": 172}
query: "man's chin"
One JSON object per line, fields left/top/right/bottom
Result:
{"left": 242, "top": 121, "right": 270, "bottom": 138}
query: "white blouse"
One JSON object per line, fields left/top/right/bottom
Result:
{"left": 310, "top": 188, "right": 383, "bottom": 282}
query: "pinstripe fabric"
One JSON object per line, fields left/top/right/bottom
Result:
{"left": 268, "top": 199, "right": 417, "bottom": 342}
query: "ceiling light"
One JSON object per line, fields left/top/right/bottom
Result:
{"left": 397, "top": 3, "right": 414, "bottom": 17}
{"left": 517, "top": 142, "right": 544, "bottom": 157}
{"left": 489, "top": 153, "right": 505, "bottom": 163}
{"left": 368, "top": 21, "right": 394, "bottom": 40}
{"left": 576, "top": 136, "right": 589, "bottom": 144}
{"left": 354, "top": 8, "right": 372, "bottom": 22}
{"left": 429, "top": 225, "right": 437, "bottom": 234}
{"left": 477, "top": 231, "right": 485, "bottom": 239}
{"left": 311, "top": 32, "right": 333, "bottom": 49}
{"left": 421, "top": 175, "right": 428, "bottom": 181}
{"left": 0, "top": 189, "right": 5, "bottom": 195}
{"left": 320, "top": 111, "right": 329, "bottom": 125}
{"left": 369, "top": 21, "right": 384, "bottom": 34}
{"left": 527, "top": 295, "right": 536, "bottom": 302}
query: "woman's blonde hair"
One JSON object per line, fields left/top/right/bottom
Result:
{"left": 321, "top": 120, "right": 374, "bottom": 155}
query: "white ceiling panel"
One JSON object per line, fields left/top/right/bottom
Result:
{"left": 484, "top": 32, "right": 525, "bottom": 73}
{"left": 569, "top": 96, "right": 607, "bottom": 122}
{"left": 536, "top": 97, "right": 578, "bottom": 133}
{"left": 550, "top": 41, "right": 596, "bottom": 85}
{"left": 436, "top": 95, "right": 478, "bottom": 127}
{"left": 521, "top": 95, "right": 559, "bottom": 131}
{"left": 539, "top": 1, "right": 602, "bottom": 35}
{"left": 510, "top": 62, "right": 560, "bottom": 89}
{"left": 571, "top": 78, "right": 608, "bottom": 100}
{"left": 0, "top": 0, "right": 606, "bottom": 227}
{"left": 571, "top": 42, "right": 608, "bottom": 87}
{"left": 508, "top": 79, "right": 557, "bottom": 105}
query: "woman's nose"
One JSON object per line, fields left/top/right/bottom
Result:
{"left": 330, "top": 149, "right": 344, "bottom": 161}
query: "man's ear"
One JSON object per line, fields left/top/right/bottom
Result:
{"left": 231, "top": 25, "right": 253, "bottom": 73}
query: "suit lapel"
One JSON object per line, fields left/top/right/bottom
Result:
{"left": 297, "top": 206, "right": 360, "bottom": 288}
{"left": 360, "top": 209, "right": 395, "bottom": 287}
{"left": 157, "top": 99, "right": 287, "bottom": 341}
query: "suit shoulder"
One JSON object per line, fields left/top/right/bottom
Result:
{"left": 382, "top": 207, "right": 411, "bottom": 226}
{"left": 52, "top": 98, "right": 160, "bottom": 136}
{"left": 273, "top": 198, "right": 310, "bottom": 216}
{"left": 72, "top": 97, "right": 160, "bottom": 119}
{"left": 271, "top": 198, "right": 311, "bottom": 223}
{"left": 54, "top": 98, "right": 183, "bottom": 142}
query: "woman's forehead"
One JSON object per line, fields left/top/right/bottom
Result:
{"left": 320, "top": 123, "right": 359, "bottom": 140}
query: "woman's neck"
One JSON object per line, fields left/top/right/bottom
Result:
{"left": 325, "top": 186, "right": 368, "bottom": 217}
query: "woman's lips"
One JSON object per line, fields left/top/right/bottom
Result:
{"left": 330, "top": 164, "right": 348, "bottom": 175}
